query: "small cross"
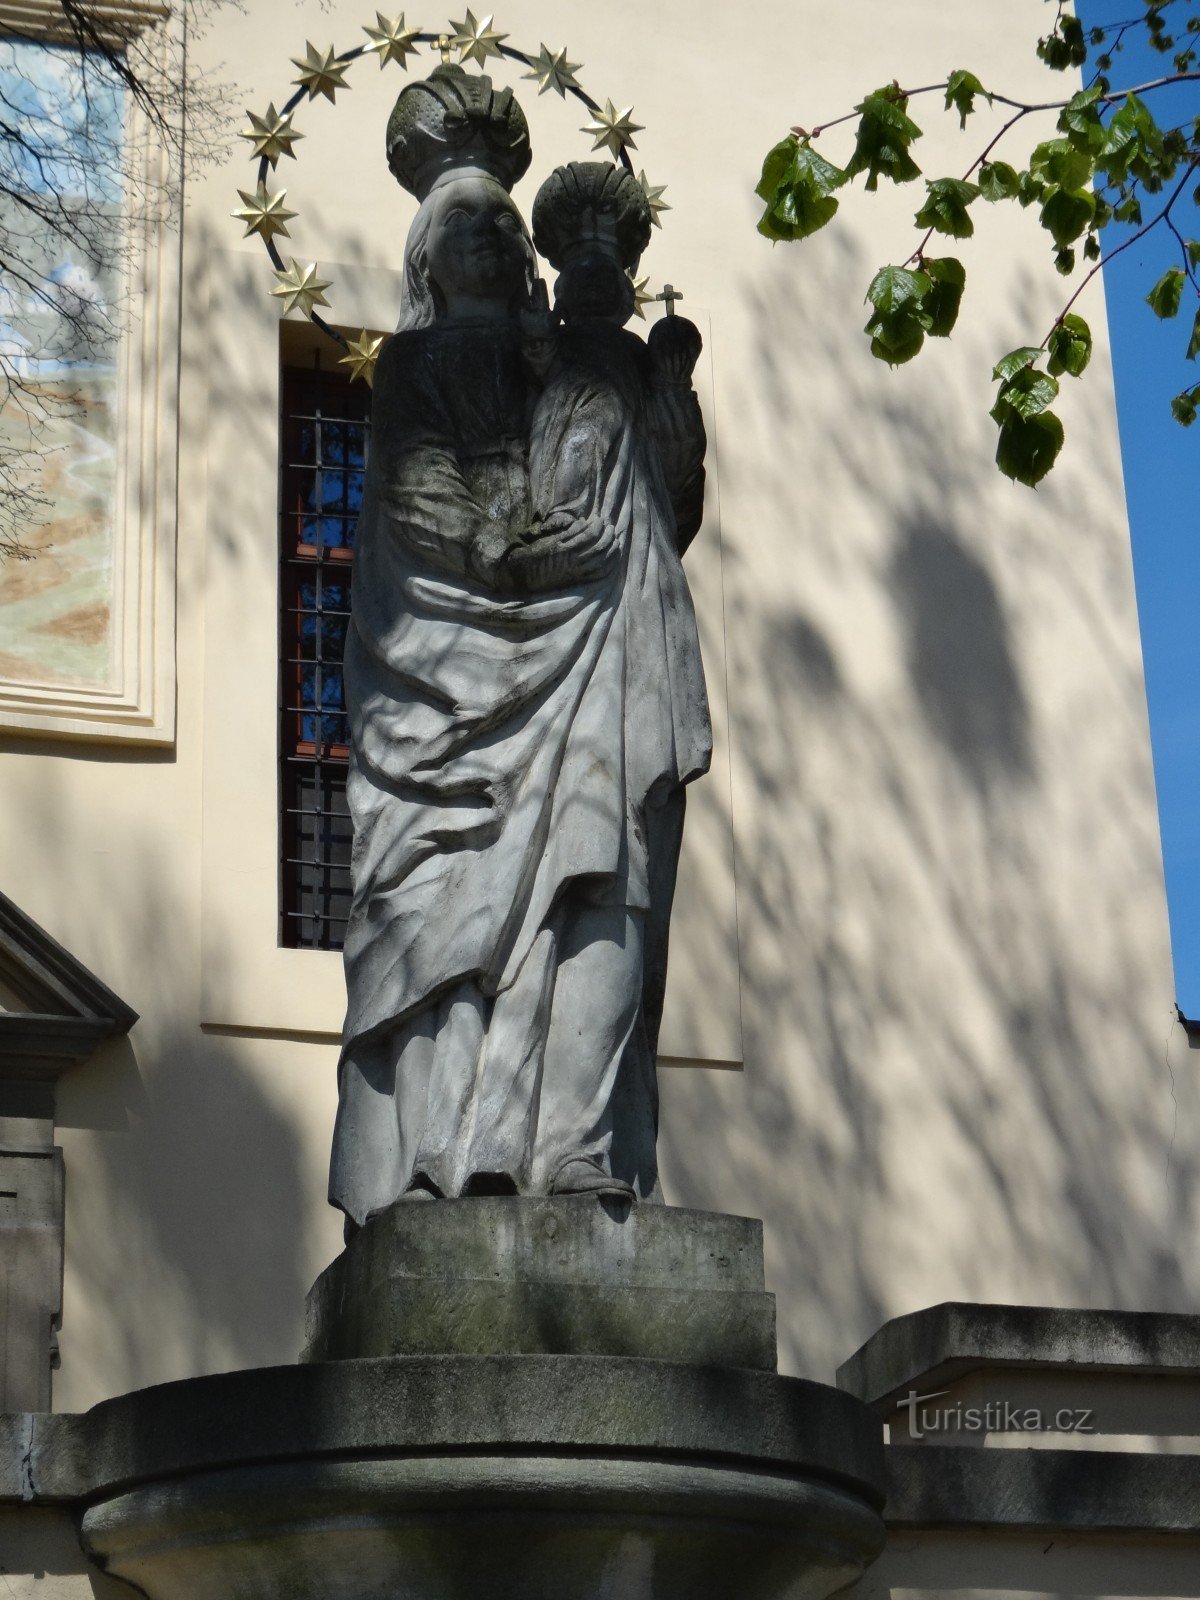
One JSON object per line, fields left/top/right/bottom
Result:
{"left": 436, "top": 33, "right": 453, "bottom": 62}
{"left": 654, "top": 283, "right": 683, "bottom": 316}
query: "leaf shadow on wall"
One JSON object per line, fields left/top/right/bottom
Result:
{"left": 657, "top": 224, "right": 1192, "bottom": 1384}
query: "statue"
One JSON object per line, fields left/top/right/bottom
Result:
{"left": 329, "top": 66, "right": 711, "bottom": 1228}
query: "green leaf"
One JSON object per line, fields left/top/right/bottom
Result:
{"left": 923, "top": 256, "right": 966, "bottom": 337}
{"left": 761, "top": 211, "right": 800, "bottom": 241}
{"left": 757, "top": 208, "right": 794, "bottom": 242}
{"left": 1058, "top": 85, "right": 1106, "bottom": 152}
{"left": 1038, "top": 15, "right": 1087, "bottom": 71}
{"left": 993, "top": 365, "right": 1060, "bottom": 422}
{"left": 1055, "top": 246, "right": 1076, "bottom": 276}
{"left": 1187, "top": 240, "right": 1200, "bottom": 269}
{"left": 755, "top": 141, "right": 847, "bottom": 241}
{"left": 915, "top": 176, "right": 981, "bottom": 238}
{"left": 866, "top": 264, "right": 931, "bottom": 313}
{"left": 1040, "top": 185, "right": 1095, "bottom": 248}
{"left": 995, "top": 410, "right": 1065, "bottom": 486}
{"left": 1107, "top": 93, "right": 1165, "bottom": 187}
{"left": 865, "top": 315, "right": 927, "bottom": 365}
{"left": 792, "top": 142, "right": 848, "bottom": 198}
{"left": 1188, "top": 307, "right": 1200, "bottom": 361}
{"left": 863, "top": 264, "right": 933, "bottom": 366}
{"left": 1100, "top": 94, "right": 1161, "bottom": 185}
{"left": 1172, "top": 384, "right": 1200, "bottom": 425}
{"left": 945, "top": 69, "right": 989, "bottom": 128}
{"left": 1146, "top": 266, "right": 1185, "bottom": 318}
{"left": 1018, "top": 171, "right": 1046, "bottom": 209}
{"left": 844, "top": 89, "right": 924, "bottom": 190}
{"left": 775, "top": 185, "right": 839, "bottom": 239}
{"left": 1030, "top": 137, "right": 1093, "bottom": 191}
{"left": 755, "top": 135, "right": 799, "bottom": 202}
{"left": 1046, "top": 313, "right": 1092, "bottom": 377}
{"left": 1062, "top": 85, "right": 1107, "bottom": 144}
{"left": 978, "top": 161, "right": 1020, "bottom": 202}
{"left": 993, "top": 346, "right": 1042, "bottom": 384}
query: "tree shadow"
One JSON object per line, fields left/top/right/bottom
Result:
{"left": 658, "top": 217, "right": 1189, "bottom": 1384}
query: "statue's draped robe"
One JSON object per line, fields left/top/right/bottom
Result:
{"left": 330, "top": 322, "right": 711, "bottom": 1222}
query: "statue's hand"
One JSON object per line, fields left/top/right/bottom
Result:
{"left": 521, "top": 280, "right": 559, "bottom": 380}
{"left": 648, "top": 315, "right": 703, "bottom": 386}
{"left": 508, "top": 513, "right": 619, "bottom": 591}
{"left": 468, "top": 525, "right": 517, "bottom": 591}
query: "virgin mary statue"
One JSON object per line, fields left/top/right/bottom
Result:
{"left": 329, "top": 66, "right": 711, "bottom": 1229}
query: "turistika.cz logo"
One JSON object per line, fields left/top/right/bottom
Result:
{"left": 897, "top": 1388, "right": 1095, "bottom": 1440}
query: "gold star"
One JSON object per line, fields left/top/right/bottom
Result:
{"left": 449, "top": 10, "right": 507, "bottom": 67}
{"left": 581, "top": 99, "right": 643, "bottom": 158}
{"left": 231, "top": 183, "right": 298, "bottom": 243}
{"left": 628, "top": 273, "right": 652, "bottom": 320}
{"left": 339, "top": 330, "right": 387, "bottom": 386}
{"left": 523, "top": 42, "right": 581, "bottom": 97}
{"left": 362, "top": 12, "right": 423, "bottom": 68}
{"left": 240, "top": 104, "right": 304, "bottom": 166}
{"left": 291, "top": 42, "right": 352, "bottom": 103}
{"left": 637, "top": 171, "right": 670, "bottom": 229}
{"left": 271, "top": 259, "right": 333, "bottom": 320}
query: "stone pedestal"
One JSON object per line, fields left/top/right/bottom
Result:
{"left": 304, "top": 1195, "right": 778, "bottom": 1369}
{"left": 78, "top": 1200, "right": 887, "bottom": 1599}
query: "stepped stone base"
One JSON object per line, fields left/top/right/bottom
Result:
{"left": 73, "top": 1198, "right": 886, "bottom": 1599}
{"left": 303, "top": 1195, "right": 778, "bottom": 1369}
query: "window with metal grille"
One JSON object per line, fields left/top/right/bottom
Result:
{"left": 278, "top": 333, "right": 372, "bottom": 950}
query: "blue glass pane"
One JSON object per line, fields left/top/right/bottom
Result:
{"left": 323, "top": 423, "right": 346, "bottom": 466}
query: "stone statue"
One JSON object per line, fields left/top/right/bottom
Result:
{"left": 329, "top": 66, "right": 711, "bottom": 1227}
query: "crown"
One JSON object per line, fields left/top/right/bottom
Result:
{"left": 385, "top": 65, "right": 532, "bottom": 201}
{"left": 531, "top": 161, "right": 651, "bottom": 273}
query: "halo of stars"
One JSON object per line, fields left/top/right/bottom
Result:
{"left": 235, "top": 13, "right": 674, "bottom": 383}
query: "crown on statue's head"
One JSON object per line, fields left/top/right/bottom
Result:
{"left": 386, "top": 65, "right": 532, "bottom": 200}
{"left": 532, "top": 161, "right": 651, "bottom": 273}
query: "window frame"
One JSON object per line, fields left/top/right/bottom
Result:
{"left": 0, "top": 5, "right": 180, "bottom": 744}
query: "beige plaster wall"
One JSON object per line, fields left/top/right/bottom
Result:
{"left": 851, "top": 1530, "right": 1200, "bottom": 1600}
{"left": 0, "top": 0, "right": 1190, "bottom": 1410}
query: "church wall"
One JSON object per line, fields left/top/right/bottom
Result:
{"left": 0, "top": 0, "right": 1190, "bottom": 1418}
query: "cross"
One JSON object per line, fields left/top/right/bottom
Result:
{"left": 436, "top": 33, "right": 453, "bottom": 62}
{"left": 654, "top": 283, "right": 683, "bottom": 316}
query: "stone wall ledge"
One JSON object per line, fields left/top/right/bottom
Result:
{"left": 838, "top": 1302, "right": 1200, "bottom": 1414}
{"left": 885, "top": 1442, "right": 1200, "bottom": 1535}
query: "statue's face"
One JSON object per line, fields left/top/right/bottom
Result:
{"left": 556, "top": 248, "right": 629, "bottom": 323}
{"left": 554, "top": 216, "right": 631, "bottom": 324}
{"left": 424, "top": 174, "right": 528, "bottom": 306}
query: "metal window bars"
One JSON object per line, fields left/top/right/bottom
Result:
{"left": 278, "top": 358, "right": 370, "bottom": 950}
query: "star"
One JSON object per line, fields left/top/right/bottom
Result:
{"left": 628, "top": 273, "right": 652, "bottom": 320}
{"left": 240, "top": 104, "right": 304, "bottom": 166}
{"left": 449, "top": 10, "right": 507, "bottom": 67}
{"left": 362, "top": 12, "right": 423, "bottom": 68}
{"left": 581, "top": 99, "right": 643, "bottom": 158}
{"left": 522, "top": 42, "right": 581, "bottom": 97}
{"left": 291, "top": 42, "right": 352, "bottom": 103}
{"left": 339, "top": 330, "right": 387, "bottom": 386}
{"left": 637, "top": 171, "right": 670, "bottom": 229}
{"left": 271, "top": 259, "right": 333, "bottom": 320}
{"left": 231, "top": 182, "right": 298, "bottom": 243}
